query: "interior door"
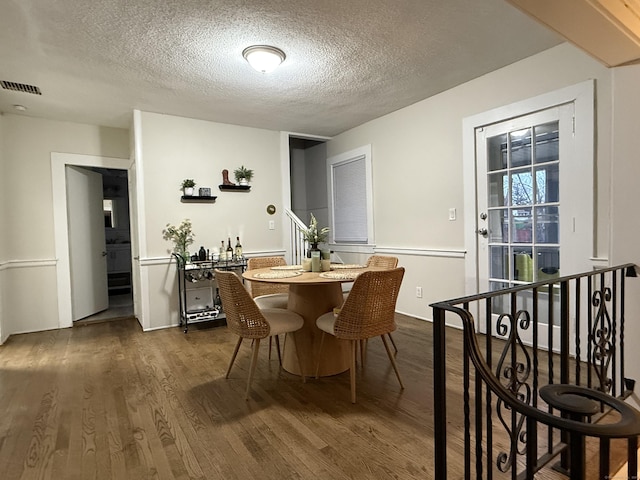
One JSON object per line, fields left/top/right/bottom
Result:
{"left": 475, "top": 105, "right": 574, "bottom": 348}
{"left": 66, "top": 166, "right": 109, "bottom": 320}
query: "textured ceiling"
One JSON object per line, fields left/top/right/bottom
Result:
{"left": 0, "top": 0, "right": 561, "bottom": 137}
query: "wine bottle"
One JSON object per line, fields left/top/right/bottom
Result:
{"left": 214, "top": 287, "right": 222, "bottom": 310}
{"left": 227, "top": 237, "right": 233, "bottom": 261}
{"left": 220, "top": 241, "right": 225, "bottom": 261}
{"left": 235, "top": 236, "right": 243, "bottom": 259}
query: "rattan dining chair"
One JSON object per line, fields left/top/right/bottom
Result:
{"left": 316, "top": 267, "right": 405, "bottom": 403}
{"left": 215, "top": 269, "right": 305, "bottom": 400}
{"left": 246, "top": 256, "right": 290, "bottom": 363}
{"left": 343, "top": 255, "right": 400, "bottom": 356}
{"left": 365, "top": 255, "right": 399, "bottom": 269}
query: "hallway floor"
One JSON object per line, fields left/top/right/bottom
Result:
{"left": 75, "top": 292, "right": 134, "bottom": 325}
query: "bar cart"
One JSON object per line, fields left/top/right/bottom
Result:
{"left": 172, "top": 253, "right": 247, "bottom": 332}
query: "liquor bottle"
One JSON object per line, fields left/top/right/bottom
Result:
{"left": 198, "top": 246, "right": 207, "bottom": 262}
{"left": 220, "top": 241, "right": 225, "bottom": 260}
{"left": 214, "top": 287, "right": 222, "bottom": 310}
{"left": 235, "top": 236, "right": 243, "bottom": 259}
{"left": 227, "top": 237, "right": 234, "bottom": 261}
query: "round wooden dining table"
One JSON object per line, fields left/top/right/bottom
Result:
{"left": 243, "top": 265, "right": 384, "bottom": 377}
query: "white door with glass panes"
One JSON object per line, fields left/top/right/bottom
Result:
{"left": 475, "top": 105, "right": 576, "bottom": 348}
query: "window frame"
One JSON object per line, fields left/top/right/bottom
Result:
{"left": 327, "top": 144, "right": 374, "bottom": 250}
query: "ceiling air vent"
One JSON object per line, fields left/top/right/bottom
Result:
{"left": 0, "top": 81, "right": 42, "bottom": 95}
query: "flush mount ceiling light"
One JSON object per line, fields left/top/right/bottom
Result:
{"left": 242, "top": 45, "right": 286, "bottom": 73}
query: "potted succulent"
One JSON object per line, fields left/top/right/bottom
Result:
{"left": 233, "top": 166, "right": 254, "bottom": 186}
{"left": 181, "top": 179, "right": 196, "bottom": 196}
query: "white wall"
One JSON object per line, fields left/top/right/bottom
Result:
{"left": 0, "top": 114, "right": 5, "bottom": 342}
{"left": 0, "top": 114, "right": 129, "bottom": 337}
{"left": 290, "top": 148, "right": 308, "bottom": 220}
{"left": 135, "top": 111, "right": 284, "bottom": 330}
{"left": 304, "top": 142, "right": 329, "bottom": 228}
{"left": 609, "top": 63, "right": 640, "bottom": 387}
{"left": 327, "top": 43, "right": 615, "bottom": 320}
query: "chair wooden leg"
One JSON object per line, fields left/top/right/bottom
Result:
{"left": 315, "top": 332, "right": 326, "bottom": 379}
{"left": 290, "top": 332, "right": 305, "bottom": 383}
{"left": 274, "top": 335, "right": 282, "bottom": 366}
{"left": 226, "top": 337, "right": 243, "bottom": 379}
{"left": 381, "top": 335, "right": 404, "bottom": 390}
{"left": 350, "top": 340, "right": 357, "bottom": 403}
{"left": 245, "top": 338, "right": 261, "bottom": 400}
{"left": 268, "top": 337, "right": 272, "bottom": 360}
{"left": 388, "top": 332, "right": 398, "bottom": 354}
{"left": 358, "top": 339, "right": 369, "bottom": 368}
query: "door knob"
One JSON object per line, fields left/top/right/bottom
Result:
{"left": 476, "top": 228, "right": 488, "bottom": 236}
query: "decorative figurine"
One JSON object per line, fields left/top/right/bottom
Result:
{"left": 221, "top": 169, "right": 235, "bottom": 185}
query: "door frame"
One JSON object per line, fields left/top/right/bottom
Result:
{"left": 51, "top": 152, "right": 132, "bottom": 328}
{"left": 462, "top": 80, "right": 595, "bottom": 299}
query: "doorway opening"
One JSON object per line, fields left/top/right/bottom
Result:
{"left": 51, "top": 152, "right": 135, "bottom": 329}
{"left": 77, "top": 167, "right": 133, "bottom": 324}
{"left": 289, "top": 136, "right": 327, "bottom": 227}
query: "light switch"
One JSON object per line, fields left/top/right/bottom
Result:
{"left": 269, "top": 220, "right": 275, "bottom": 230}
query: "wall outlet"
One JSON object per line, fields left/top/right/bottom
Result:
{"left": 416, "top": 286, "right": 423, "bottom": 298}
{"left": 268, "top": 220, "right": 275, "bottom": 230}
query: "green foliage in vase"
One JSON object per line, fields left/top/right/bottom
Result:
{"left": 302, "top": 213, "right": 329, "bottom": 245}
{"left": 162, "top": 219, "right": 195, "bottom": 260}
{"left": 233, "top": 166, "right": 254, "bottom": 182}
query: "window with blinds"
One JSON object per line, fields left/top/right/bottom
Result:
{"left": 333, "top": 156, "right": 367, "bottom": 242}
{"left": 328, "top": 145, "right": 373, "bottom": 246}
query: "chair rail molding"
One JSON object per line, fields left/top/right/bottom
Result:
{"left": 375, "top": 246, "right": 466, "bottom": 259}
{"left": 0, "top": 259, "right": 57, "bottom": 271}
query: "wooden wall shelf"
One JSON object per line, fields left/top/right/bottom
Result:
{"left": 218, "top": 185, "right": 250, "bottom": 191}
{"left": 181, "top": 196, "right": 217, "bottom": 202}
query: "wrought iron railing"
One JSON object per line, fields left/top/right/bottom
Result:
{"left": 431, "top": 264, "right": 640, "bottom": 479}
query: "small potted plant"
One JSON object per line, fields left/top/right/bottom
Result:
{"left": 181, "top": 179, "right": 196, "bottom": 196}
{"left": 233, "top": 166, "right": 254, "bottom": 186}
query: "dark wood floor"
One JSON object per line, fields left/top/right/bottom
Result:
{"left": 0, "top": 314, "right": 447, "bottom": 480}
{"left": 0, "top": 313, "right": 625, "bottom": 479}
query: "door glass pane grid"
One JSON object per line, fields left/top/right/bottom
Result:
{"left": 487, "top": 121, "right": 560, "bottom": 287}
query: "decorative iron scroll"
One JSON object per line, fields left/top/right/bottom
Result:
{"left": 591, "top": 287, "right": 613, "bottom": 393}
{"left": 494, "top": 310, "right": 532, "bottom": 473}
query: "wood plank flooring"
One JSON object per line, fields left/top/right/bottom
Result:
{"left": 0, "top": 314, "right": 443, "bottom": 480}
{"left": 0, "top": 314, "right": 628, "bottom": 479}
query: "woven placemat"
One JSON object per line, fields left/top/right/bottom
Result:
{"left": 320, "top": 271, "right": 361, "bottom": 280}
{"left": 253, "top": 271, "right": 302, "bottom": 279}
{"left": 270, "top": 265, "right": 303, "bottom": 271}
{"left": 330, "top": 264, "right": 364, "bottom": 270}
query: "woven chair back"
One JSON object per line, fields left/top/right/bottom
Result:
{"left": 365, "top": 255, "right": 399, "bottom": 269}
{"left": 246, "top": 256, "right": 289, "bottom": 298}
{"left": 215, "top": 269, "right": 270, "bottom": 339}
{"left": 334, "top": 267, "right": 405, "bottom": 340}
